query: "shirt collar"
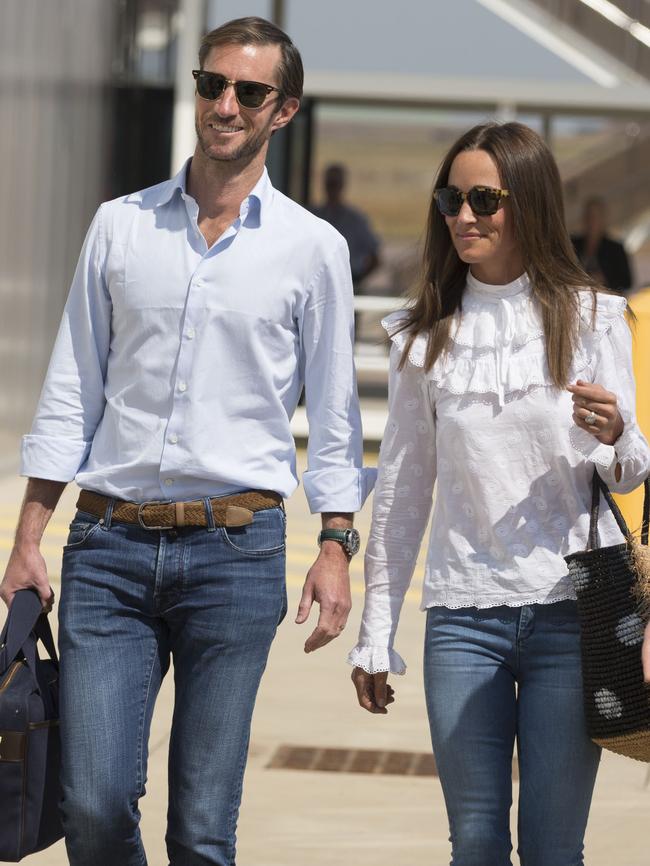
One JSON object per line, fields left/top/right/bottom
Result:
{"left": 152, "top": 159, "right": 273, "bottom": 227}
{"left": 152, "top": 158, "right": 191, "bottom": 207}
{"left": 239, "top": 167, "right": 271, "bottom": 227}
{"left": 466, "top": 270, "right": 531, "bottom": 300}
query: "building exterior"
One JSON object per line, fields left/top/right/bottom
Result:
{"left": 2, "top": 0, "right": 650, "bottom": 462}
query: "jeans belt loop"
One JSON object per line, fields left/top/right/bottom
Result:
{"left": 103, "top": 497, "right": 116, "bottom": 530}
{"left": 204, "top": 497, "right": 217, "bottom": 533}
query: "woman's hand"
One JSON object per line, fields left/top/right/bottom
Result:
{"left": 643, "top": 620, "right": 650, "bottom": 684}
{"left": 351, "top": 667, "right": 395, "bottom": 714}
{"left": 567, "top": 380, "right": 624, "bottom": 447}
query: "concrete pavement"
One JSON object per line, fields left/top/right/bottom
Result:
{"left": 0, "top": 456, "right": 648, "bottom": 866}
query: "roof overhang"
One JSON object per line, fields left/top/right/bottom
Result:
{"left": 304, "top": 71, "right": 650, "bottom": 116}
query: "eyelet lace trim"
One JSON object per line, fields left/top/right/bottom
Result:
{"left": 424, "top": 591, "right": 577, "bottom": 609}
{"left": 383, "top": 291, "right": 626, "bottom": 400}
{"left": 569, "top": 418, "right": 640, "bottom": 467}
{"left": 347, "top": 645, "right": 407, "bottom": 676}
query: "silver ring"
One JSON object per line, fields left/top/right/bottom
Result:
{"left": 585, "top": 411, "right": 597, "bottom": 425}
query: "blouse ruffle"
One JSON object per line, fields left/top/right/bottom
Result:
{"left": 382, "top": 283, "right": 627, "bottom": 404}
{"left": 347, "top": 644, "right": 407, "bottom": 676}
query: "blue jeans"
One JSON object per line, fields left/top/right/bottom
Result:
{"left": 58, "top": 500, "right": 287, "bottom": 866}
{"left": 423, "top": 601, "right": 601, "bottom": 866}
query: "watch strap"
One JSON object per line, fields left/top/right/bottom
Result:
{"left": 318, "top": 529, "right": 350, "bottom": 545}
{"left": 318, "top": 528, "right": 360, "bottom": 556}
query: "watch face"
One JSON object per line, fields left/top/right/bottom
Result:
{"left": 346, "top": 529, "right": 361, "bottom": 556}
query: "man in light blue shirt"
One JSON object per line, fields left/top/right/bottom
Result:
{"left": 1, "top": 17, "right": 374, "bottom": 866}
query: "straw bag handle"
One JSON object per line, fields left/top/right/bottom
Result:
{"left": 588, "top": 468, "right": 650, "bottom": 550}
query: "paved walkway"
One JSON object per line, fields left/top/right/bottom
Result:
{"left": 0, "top": 456, "right": 648, "bottom": 865}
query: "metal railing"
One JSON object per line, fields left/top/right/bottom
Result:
{"left": 354, "top": 295, "right": 404, "bottom": 375}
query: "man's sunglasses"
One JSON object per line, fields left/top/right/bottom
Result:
{"left": 433, "top": 185, "right": 510, "bottom": 217}
{"left": 192, "top": 70, "right": 281, "bottom": 109}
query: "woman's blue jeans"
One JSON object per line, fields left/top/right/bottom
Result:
{"left": 57, "top": 501, "right": 287, "bottom": 866}
{"left": 423, "top": 601, "right": 601, "bottom": 866}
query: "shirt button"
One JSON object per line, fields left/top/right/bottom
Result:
{"left": 169, "top": 434, "right": 179, "bottom": 444}
{"left": 186, "top": 329, "right": 195, "bottom": 340}
{"left": 164, "top": 478, "right": 174, "bottom": 487}
{"left": 178, "top": 382, "right": 187, "bottom": 392}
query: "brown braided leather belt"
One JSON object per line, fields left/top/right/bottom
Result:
{"left": 77, "top": 489, "right": 283, "bottom": 530}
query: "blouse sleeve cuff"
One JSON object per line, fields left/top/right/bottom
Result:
{"left": 569, "top": 424, "right": 616, "bottom": 469}
{"left": 570, "top": 423, "right": 650, "bottom": 492}
{"left": 604, "top": 424, "right": 650, "bottom": 491}
{"left": 346, "top": 644, "right": 407, "bottom": 676}
{"left": 612, "top": 423, "right": 645, "bottom": 462}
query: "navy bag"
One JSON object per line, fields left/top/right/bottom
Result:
{"left": 0, "top": 590, "right": 63, "bottom": 860}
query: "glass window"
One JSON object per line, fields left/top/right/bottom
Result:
{"left": 311, "top": 103, "right": 543, "bottom": 295}
{"left": 551, "top": 115, "right": 641, "bottom": 179}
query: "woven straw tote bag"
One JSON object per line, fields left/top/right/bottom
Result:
{"left": 565, "top": 469, "right": 650, "bottom": 762}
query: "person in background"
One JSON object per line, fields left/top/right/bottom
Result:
{"left": 572, "top": 196, "right": 633, "bottom": 295}
{"left": 349, "top": 122, "right": 649, "bottom": 866}
{"left": 1, "top": 17, "right": 373, "bottom": 866}
{"left": 313, "top": 163, "right": 380, "bottom": 340}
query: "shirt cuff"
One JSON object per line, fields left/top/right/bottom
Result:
{"left": 347, "top": 644, "right": 407, "bottom": 675}
{"left": 302, "top": 466, "right": 377, "bottom": 514}
{"left": 604, "top": 424, "right": 650, "bottom": 489}
{"left": 569, "top": 424, "right": 616, "bottom": 469}
{"left": 20, "top": 434, "right": 90, "bottom": 482}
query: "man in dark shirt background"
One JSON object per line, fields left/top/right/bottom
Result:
{"left": 313, "top": 164, "right": 380, "bottom": 285}
{"left": 313, "top": 163, "right": 380, "bottom": 343}
{"left": 572, "top": 196, "right": 633, "bottom": 295}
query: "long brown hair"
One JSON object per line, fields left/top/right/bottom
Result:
{"left": 399, "top": 122, "right": 597, "bottom": 388}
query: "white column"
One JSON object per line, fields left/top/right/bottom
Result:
{"left": 494, "top": 101, "right": 517, "bottom": 123}
{"left": 171, "top": 0, "right": 206, "bottom": 174}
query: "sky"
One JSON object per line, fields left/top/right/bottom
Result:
{"left": 206, "top": 0, "right": 596, "bottom": 84}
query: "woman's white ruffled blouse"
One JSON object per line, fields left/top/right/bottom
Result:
{"left": 348, "top": 273, "right": 650, "bottom": 676}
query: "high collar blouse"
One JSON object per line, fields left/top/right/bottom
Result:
{"left": 349, "top": 272, "right": 650, "bottom": 676}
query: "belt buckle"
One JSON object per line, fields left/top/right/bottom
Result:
{"left": 137, "top": 500, "right": 175, "bottom": 531}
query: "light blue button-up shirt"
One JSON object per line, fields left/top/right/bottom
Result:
{"left": 21, "top": 162, "right": 375, "bottom": 512}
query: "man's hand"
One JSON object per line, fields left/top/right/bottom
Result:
{"left": 643, "top": 620, "right": 650, "bottom": 684}
{"left": 1, "top": 543, "right": 53, "bottom": 611}
{"left": 295, "top": 540, "right": 352, "bottom": 653}
{"left": 351, "top": 667, "right": 395, "bottom": 714}
{"left": 0, "top": 478, "right": 65, "bottom": 610}
{"left": 567, "top": 380, "right": 624, "bottom": 446}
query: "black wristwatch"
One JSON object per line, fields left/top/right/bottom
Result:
{"left": 317, "top": 528, "right": 361, "bottom": 557}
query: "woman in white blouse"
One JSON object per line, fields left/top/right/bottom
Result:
{"left": 349, "top": 122, "right": 650, "bottom": 866}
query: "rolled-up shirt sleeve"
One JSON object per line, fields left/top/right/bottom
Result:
{"left": 300, "top": 234, "right": 376, "bottom": 513}
{"left": 348, "top": 344, "right": 437, "bottom": 675}
{"left": 573, "top": 313, "right": 650, "bottom": 493}
{"left": 21, "top": 206, "right": 111, "bottom": 481}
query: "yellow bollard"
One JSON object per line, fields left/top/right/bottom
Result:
{"left": 614, "top": 287, "right": 650, "bottom": 532}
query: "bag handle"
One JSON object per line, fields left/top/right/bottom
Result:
{"left": 0, "top": 590, "right": 57, "bottom": 674}
{"left": 33, "top": 613, "right": 58, "bottom": 662}
{"left": 588, "top": 468, "right": 650, "bottom": 550}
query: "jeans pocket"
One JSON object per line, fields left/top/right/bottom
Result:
{"left": 64, "top": 513, "right": 103, "bottom": 549}
{"left": 277, "top": 586, "right": 289, "bottom": 625}
{"left": 220, "top": 507, "right": 286, "bottom": 557}
{"left": 426, "top": 605, "right": 450, "bottom": 624}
